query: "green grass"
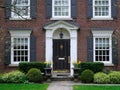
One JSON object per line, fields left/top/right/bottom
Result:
{"left": 0, "top": 83, "right": 49, "bottom": 90}
{"left": 74, "top": 85, "right": 120, "bottom": 90}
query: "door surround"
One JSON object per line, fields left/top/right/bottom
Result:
{"left": 44, "top": 21, "right": 79, "bottom": 76}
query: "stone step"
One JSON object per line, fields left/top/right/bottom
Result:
{"left": 51, "top": 72, "right": 73, "bottom": 81}
{"left": 51, "top": 76, "right": 73, "bottom": 81}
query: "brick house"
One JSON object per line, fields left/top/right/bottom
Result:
{"left": 0, "top": 0, "right": 119, "bottom": 76}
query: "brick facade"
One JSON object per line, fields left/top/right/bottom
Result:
{"left": 0, "top": 0, "right": 120, "bottom": 72}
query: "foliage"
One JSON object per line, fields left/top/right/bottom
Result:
{"left": 108, "top": 71, "right": 120, "bottom": 84}
{"left": 94, "top": 72, "right": 110, "bottom": 84}
{"left": 1, "top": 71, "right": 26, "bottom": 83}
{"left": 44, "top": 61, "right": 52, "bottom": 68}
{"left": 0, "top": 83, "right": 49, "bottom": 90}
{"left": 26, "top": 68, "right": 43, "bottom": 83}
{"left": 80, "top": 69, "right": 94, "bottom": 83}
{"left": 79, "top": 62, "right": 104, "bottom": 74}
{"left": 73, "top": 60, "right": 81, "bottom": 68}
{"left": 19, "top": 62, "right": 46, "bottom": 73}
{"left": 0, "top": 73, "right": 3, "bottom": 83}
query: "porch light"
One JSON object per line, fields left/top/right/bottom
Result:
{"left": 59, "top": 29, "right": 64, "bottom": 39}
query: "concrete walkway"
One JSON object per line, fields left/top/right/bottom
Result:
{"left": 47, "top": 81, "right": 120, "bottom": 90}
{"left": 47, "top": 81, "right": 73, "bottom": 90}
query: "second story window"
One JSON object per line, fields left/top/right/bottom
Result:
{"left": 93, "top": 0, "right": 111, "bottom": 19}
{"left": 52, "top": 0, "right": 71, "bottom": 18}
{"left": 11, "top": 0, "right": 30, "bottom": 19}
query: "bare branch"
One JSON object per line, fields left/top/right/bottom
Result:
{"left": 0, "top": 0, "right": 29, "bottom": 20}
{"left": 0, "top": 5, "right": 5, "bottom": 8}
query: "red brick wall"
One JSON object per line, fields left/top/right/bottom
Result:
{"left": 0, "top": 0, "right": 120, "bottom": 72}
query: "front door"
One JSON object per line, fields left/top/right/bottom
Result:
{"left": 53, "top": 39, "right": 70, "bottom": 70}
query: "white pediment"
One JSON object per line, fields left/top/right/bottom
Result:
{"left": 44, "top": 20, "right": 79, "bottom": 30}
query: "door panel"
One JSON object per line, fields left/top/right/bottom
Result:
{"left": 53, "top": 39, "right": 70, "bottom": 70}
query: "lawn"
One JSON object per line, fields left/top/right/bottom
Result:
{"left": 74, "top": 85, "right": 120, "bottom": 90}
{"left": 0, "top": 83, "right": 49, "bottom": 90}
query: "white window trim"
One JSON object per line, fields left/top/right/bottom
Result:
{"left": 11, "top": 0, "right": 31, "bottom": 20}
{"left": 52, "top": 0, "right": 71, "bottom": 19}
{"left": 9, "top": 30, "right": 31, "bottom": 65}
{"left": 92, "top": 30, "right": 113, "bottom": 65}
{"left": 92, "top": 0, "right": 112, "bottom": 20}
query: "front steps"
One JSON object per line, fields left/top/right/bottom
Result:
{"left": 51, "top": 71, "right": 73, "bottom": 81}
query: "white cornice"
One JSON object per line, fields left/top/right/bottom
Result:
{"left": 92, "top": 30, "right": 114, "bottom": 37}
{"left": 9, "top": 30, "right": 32, "bottom": 37}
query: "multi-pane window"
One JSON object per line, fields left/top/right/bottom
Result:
{"left": 53, "top": 0, "right": 70, "bottom": 18}
{"left": 12, "top": 0, "right": 30, "bottom": 18}
{"left": 12, "top": 37, "right": 30, "bottom": 64}
{"left": 94, "top": 37, "right": 111, "bottom": 63}
{"left": 93, "top": 0, "right": 111, "bottom": 18}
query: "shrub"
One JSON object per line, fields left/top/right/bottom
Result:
{"left": 0, "top": 73, "right": 3, "bottom": 83}
{"left": 80, "top": 69, "right": 94, "bottom": 83}
{"left": 108, "top": 71, "right": 120, "bottom": 84}
{"left": 26, "top": 68, "right": 43, "bottom": 83}
{"left": 19, "top": 62, "right": 46, "bottom": 73}
{"left": 94, "top": 72, "right": 110, "bottom": 84}
{"left": 1, "top": 71, "right": 26, "bottom": 83}
{"left": 79, "top": 62, "right": 104, "bottom": 74}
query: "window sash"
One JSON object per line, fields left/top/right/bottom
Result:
{"left": 11, "top": 0, "right": 30, "bottom": 18}
{"left": 94, "top": 37, "right": 112, "bottom": 63}
{"left": 52, "top": 0, "right": 71, "bottom": 18}
{"left": 93, "top": 0, "right": 111, "bottom": 18}
{"left": 11, "top": 37, "right": 30, "bottom": 64}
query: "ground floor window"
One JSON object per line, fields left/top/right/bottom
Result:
{"left": 12, "top": 37, "right": 29, "bottom": 63}
{"left": 10, "top": 30, "right": 31, "bottom": 64}
{"left": 94, "top": 37, "right": 111, "bottom": 63}
{"left": 92, "top": 30, "right": 113, "bottom": 64}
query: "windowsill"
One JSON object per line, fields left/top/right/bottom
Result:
{"left": 9, "top": 17, "right": 32, "bottom": 21}
{"left": 9, "top": 64, "right": 19, "bottom": 67}
{"left": 50, "top": 17, "right": 73, "bottom": 20}
{"left": 104, "top": 63, "right": 114, "bottom": 66}
{"left": 91, "top": 18, "right": 113, "bottom": 21}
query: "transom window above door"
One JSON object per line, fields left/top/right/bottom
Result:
{"left": 93, "top": 0, "right": 111, "bottom": 19}
{"left": 52, "top": 0, "right": 71, "bottom": 18}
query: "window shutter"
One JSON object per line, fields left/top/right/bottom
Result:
{"left": 30, "top": 0, "right": 37, "bottom": 18}
{"left": 71, "top": 0, "right": 77, "bottom": 19}
{"left": 4, "top": 36, "right": 11, "bottom": 65}
{"left": 30, "top": 35, "right": 36, "bottom": 62}
{"left": 87, "top": 36, "right": 93, "bottom": 62}
{"left": 112, "top": 37, "right": 118, "bottom": 65}
{"left": 5, "top": 0, "right": 11, "bottom": 18}
{"left": 46, "top": 0, "right": 52, "bottom": 19}
{"left": 87, "top": 0, "right": 93, "bottom": 18}
{"left": 111, "top": 0, "right": 117, "bottom": 18}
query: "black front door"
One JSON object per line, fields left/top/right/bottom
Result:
{"left": 53, "top": 39, "right": 70, "bottom": 70}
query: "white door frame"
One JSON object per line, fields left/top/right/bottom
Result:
{"left": 44, "top": 21, "right": 79, "bottom": 76}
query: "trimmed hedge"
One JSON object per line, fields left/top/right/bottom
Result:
{"left": 26, "top": 68, "right": 43, "bottom": 83}
{"left": 109, "top": 71, "right": 120, "bottom": 84}
{"left": 81, "top": 69, "right": 94, "bottom": 83}
{"left": 19, "top": 62, "right": 46, "bottom": 73}
{"left": 94, "top": 72, "right": 110, "bottom": 84}
{"left": 0, "top": 73, "right": 3, "bottom": 83}
{"left": 94, "top": 71, "right": 120, "bottom": 84}
{"left": 1, "top": 71, "right": 26, "bottom": 83}
{"left": 79, "top": 62, "right": 104, "bottom": 74}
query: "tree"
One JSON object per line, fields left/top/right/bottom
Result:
{"left": 0, "top": 0, "right": 29, "bottom": 19}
